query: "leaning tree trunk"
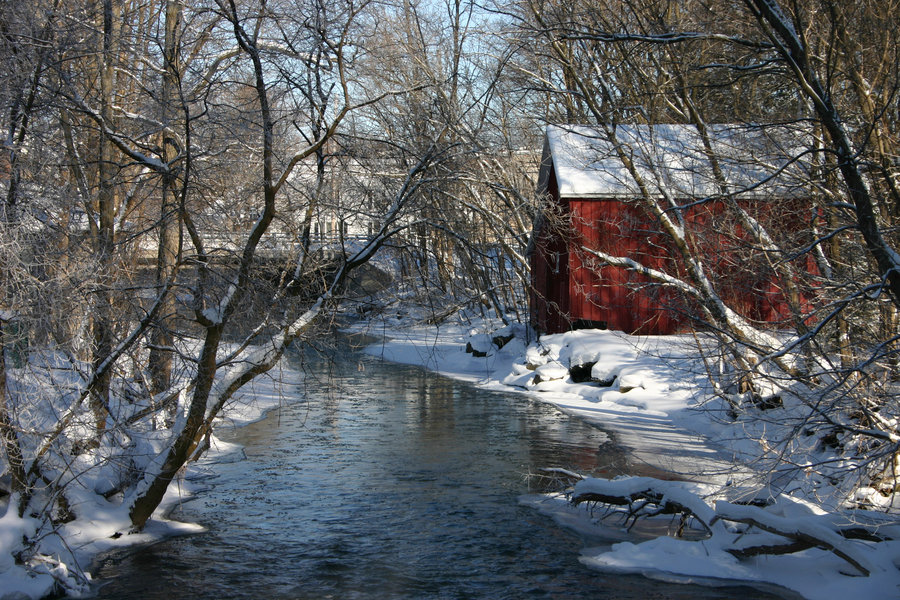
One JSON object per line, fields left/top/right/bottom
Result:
{"left": 129, "top": 324, "right": 222, "bottom": 529}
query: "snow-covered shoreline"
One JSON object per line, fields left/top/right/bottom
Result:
{"left": 0, "top": 363, "right": 302, "bottom": 600}
{"left": 3, "top": 312, "right": 898, "bottom": 600}
{"left": 356, "top": 316, "right": 736, "bottom": 481}
{"left": 353, "top": 313, "right": 900, "bottom": 600}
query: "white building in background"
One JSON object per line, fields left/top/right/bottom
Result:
{"left": 280, "top": 155, "right": 406, "bottom": 246}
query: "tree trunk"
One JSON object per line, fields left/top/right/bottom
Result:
{"left": 0, "top": 319, "right": 28, "bottom": 513}
{"left": 89, "top": 0, "right": 123, "bottom": 439}
{"left": 746, "top": 0, "right": 900, "bottom": 309}
{"left": 149, "top": 0, "right": 183, "bottom": 396}
{"left": 129, "top": 323, "right": 222, "bottom": 529}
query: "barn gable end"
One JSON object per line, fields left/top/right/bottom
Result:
{"left": 529, "top": 124, "right": 813, "bottom": 335}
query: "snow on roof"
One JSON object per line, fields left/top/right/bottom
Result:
{"left": 539, "top": 124, "right": 809, "bottom": 199}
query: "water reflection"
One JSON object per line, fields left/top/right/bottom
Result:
{"left": 93, "top": 346, "right": 786, "bottom": 599}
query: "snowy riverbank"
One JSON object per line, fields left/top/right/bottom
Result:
{"left": 0, "top": 363, "right": 302, "bottom": 599}
{"left": 2, "top": 310, "right": 898, "bottom": 600}
{"left": 360, "top": 317, "right": 736, "bottom": 481}
{"left": 352, "top": 311, "right": 900, "bottom": 600}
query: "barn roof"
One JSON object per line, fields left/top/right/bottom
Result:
{"left": 538, "top": 124, "right": 809, "bottom": 199}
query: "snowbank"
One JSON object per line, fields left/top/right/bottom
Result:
{"left": 0, "top": 359, "right": 301, "bottom": 599}
{"left": 354, "top": 313, "right": 900, "bottom": 600}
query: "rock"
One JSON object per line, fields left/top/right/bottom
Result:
{"left": 751, "top": 393, "right": 783, "bottom": 410}
{"left": 568, "top": 362, "right": 595, "bottom": 383}
{"left": 532, "top": 362, "right": 569, "bottom": 384}
{"left": 492, "top": 333, "right": 515, "bottom": 349}
{"left": 497, "top": 337, "right": 526, "bottom": 360}
{"left": 617, "top": 368, "right": 646, "bottom": 393}
{"left": 524, "top": 344, "right": 551, "bottom": 370}
{"left": 566, "top": 345, "right": 603, "bottom": 370}
{"left": 465, "top": 333, "right": 493, "bottom": 358}
{"left": 591, "top": 362, "right": 620, "bottom": 387}
{"left": 490, "top": 323, "right": 526, "bottom": 350}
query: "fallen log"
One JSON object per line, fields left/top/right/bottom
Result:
{"left": 571, "top": 477, "right": 717, "bottom": 534}
{"left": 714, "top": 501, "right": 876, "bottom": 577}
{"left": 565, "top": 476, "right": 895, "bottom": 579}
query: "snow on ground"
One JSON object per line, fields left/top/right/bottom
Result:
{"left": 351, "top": 311, "right": 900, "bottom": 600}
{"left": 0, "top": 360, "right": 302, "bottom": 600}
{"left": 3, "top": 309, "right": 898, "bottom": 600}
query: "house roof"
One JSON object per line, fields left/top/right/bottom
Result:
{"left": 538, "top": 124, "right": 809, "bottom": 199}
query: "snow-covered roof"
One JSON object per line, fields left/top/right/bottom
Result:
{"left": 538, "top": 124, "right": 809, "bottom": 199}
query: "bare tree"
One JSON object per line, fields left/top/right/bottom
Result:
{"left": 0, "top": 1, "right": 448, "bottom": 569}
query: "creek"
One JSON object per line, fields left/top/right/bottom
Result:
{"left": 92, "top": 342, "right": 783, "bottom": 599}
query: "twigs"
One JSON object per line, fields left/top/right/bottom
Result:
{"left": 567, "top": 475, "right": 897, "bottom": 578}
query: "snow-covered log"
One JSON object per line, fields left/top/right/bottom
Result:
{"left": 567, "top": 475, "right": 898, "bottom": 579}
{"left": 572, "top": 476, "right": 720, "bottom": 534}
{"left": 714, "top": 500, "right": 883, "bottom": 577}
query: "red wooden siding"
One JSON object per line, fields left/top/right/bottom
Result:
{"left": 531, "top": 188, "right": 817, "bottom": 335}
{"left": 567, "top": 198, "right": 685, "bottom": 335}
{"left": 530, "top": 169, "right": 571, "bottom": 334}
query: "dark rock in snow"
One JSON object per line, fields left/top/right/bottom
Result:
{"left": 492, "top": 333, "right": 515, "bottom": 350}
{"left": 465, "top": 333, "right": 493, "bottom": 358}
{"left": 568, "top": 362, "right": 595, "bottom": 383}
{"left": 751, "top": 393, "right": 783, "bottom": 410}
{"left": 466, "top": 342, "right": 487, "bottom": 357}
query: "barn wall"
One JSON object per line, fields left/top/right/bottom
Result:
{"left": 530, "top": 169, "right": 571, "bottom": 334}
{"left": 531, "top": 124, "right": 822, "bottom": 337}
{"left": 567, "top": 199, "right": 684, "bottom": 335}
{"left": 561, "top": 196, "right": 817, "bottom": 335}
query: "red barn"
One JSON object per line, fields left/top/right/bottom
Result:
{"left": 529, "top": 124, "right": 815, "bottom": 335}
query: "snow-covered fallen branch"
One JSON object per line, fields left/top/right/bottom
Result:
{"left": 713, "top": 500, "right": 882, "bottom": 576}
{"left": 572, "top": 476, "right": 722, "bottom": 535}
{"left": 569, "top": 475, "right": 900, "bottom": 580}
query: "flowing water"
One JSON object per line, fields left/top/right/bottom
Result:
{"left": 92, "top": 343, "right": 787, "bottom": 599}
